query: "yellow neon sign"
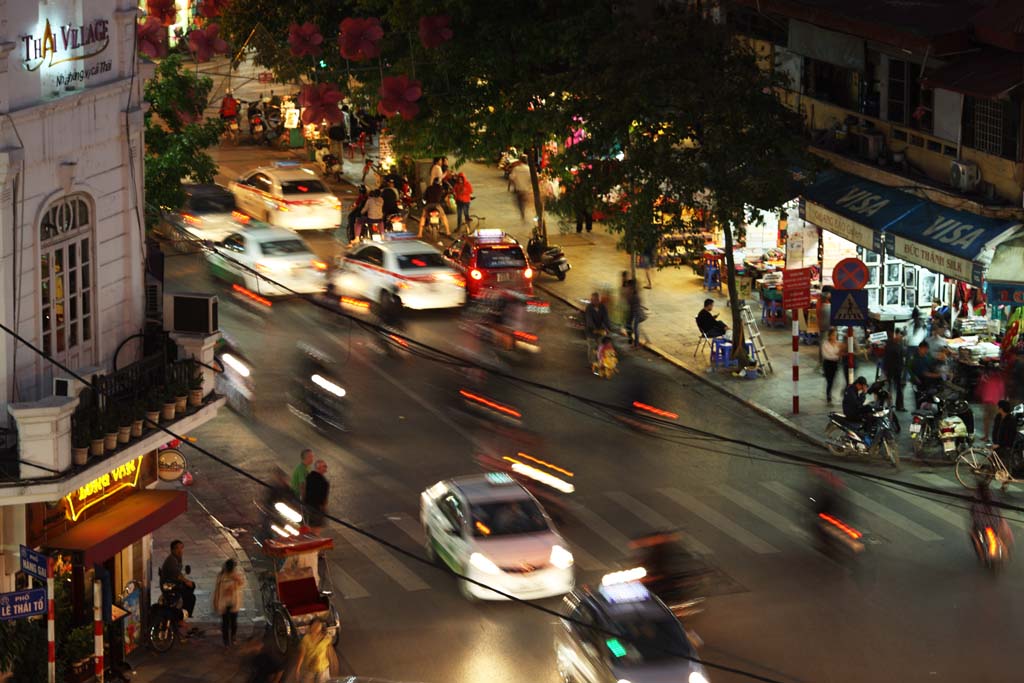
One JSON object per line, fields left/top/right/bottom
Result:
{"left": 64, "top": 455, "right": 144, "bottom": 521}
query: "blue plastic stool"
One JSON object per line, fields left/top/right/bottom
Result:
{"left": 711, "top": 338, "right": 738, "bottom": 369}
{"left": 704, "top": 265, "right": 722, "bottom": 292}
{"left": 761, "top": 299, "right": 784, "bottom": 328}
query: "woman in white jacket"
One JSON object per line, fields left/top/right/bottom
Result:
{"left": 212, "top": 559, "right": 246, "bottom": 647}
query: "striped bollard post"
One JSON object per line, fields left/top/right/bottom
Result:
{"left": 94, "top": 580, "right": 104, "bottom": 682}
{"left": 47, "top": 559, "right": 55, "bottom": 683}
{"left": 847, "top": 326, "right": 855, "bottom": 385}
{"left": 792, "top": 311, "right": 799, "bottom": 414}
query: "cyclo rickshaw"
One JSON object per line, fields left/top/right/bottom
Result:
{"left": 254, "top": 532, "right": 341, "bottom": 655}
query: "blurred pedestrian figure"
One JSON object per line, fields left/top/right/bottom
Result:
{"left": 509, "top": 155, "right": 532, "bottom": 222}
{"left": 242, "top": 637, "right": 286, "bottom": 683}
{"left": 816, "top": 288, "right": 832, "bottom": 370}
{"left": 304, "top": 460, "right": 330, "bottom": 534}
{"left": 993, "top": 400, "right": 1020, "bottom": 473}
{"left": 575, "top": 203, "right": 593, "bottom": 234}
{"left": 428, "top": 157, "right": 443, "bottom": 185}
{"left": 625, "top": 279, "right": 643, "bottom": 348}
{"left": 882, "top": 329, "right": 906, "bottom": 411}
{"left": 293, "top": 618, "right": 337, "bottom": 683}
{"left": 822, "top": 329, "right": 843, "bottom": 405}
{"left": 977, "top": 368, "right": 1006, "bottom": 440}
{"left": 453, "top": 173, "right": 473, "bottom": 230}
{"left": 291, "top": 449, "right": 314, "bottom": 499}
{"left": 638, "top": 247, "right": 654, "bottom": 288}
{"left": 213, "top": 559, "right": 245, "bottom": 647}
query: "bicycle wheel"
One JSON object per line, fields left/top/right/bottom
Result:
{"left": 955, "top": 448, "right": 995, "bottom": 489}
{"left": 824, "top": 423, "right": 847, "bottom": 457}
{"left": 880, "top": 435, "right": 898, "bottom": 468}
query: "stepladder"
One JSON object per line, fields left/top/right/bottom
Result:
{"left": 739, "top": 302, "right": 772, "bottom": 374}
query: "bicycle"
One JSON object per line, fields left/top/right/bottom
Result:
{"left": 463, "top": 214, "right": 486, "bottom": 234}
{"left": 955, "top": 445, "right": 1020, "bottom": 491}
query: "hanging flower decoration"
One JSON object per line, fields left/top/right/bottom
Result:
{"left": 298, "top": 83, "right": 343, "bottom": 125}
{"left": 198, "top": 0, "right": 230, "bottom": 19}
{"left": 418, "top": 15, "right": 453, "bottom": 49}
{"left": 187, "top": 24, "right": 229, "bottom": 63}
{"left": 338, "top": 17, "right": 383, "bottom": 62}
{"left": 146, "top": 0, "right": 177, "bottom": 27}
{"left": 377, "top": 75, "right": 422, "bottom": 121}
{"left": 137, "top": 17, "right": 168, "bottom": 59}
{"left": 289, "top": 22, "right": 324, "bottom": 58}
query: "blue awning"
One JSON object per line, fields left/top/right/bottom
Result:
{"left": 801, "top": 170, "right": 1022, "bottom": 286}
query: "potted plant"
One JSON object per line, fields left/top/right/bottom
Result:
{"left": 187, "top": 363, "right": 204, "bottom": 408}
{"left": 71, "top": 421, "right": 89, "bottom": 466}
{"left": 117, "top": 405, "right": 132, "bottom": 444}
{"left": 145, "top": 389, "right": 162, "bottom": 428}
{"left": 171, "top": 380, "right": 188, "bottom": 416}
{"left": 102, "top": 411, "right": 119, "bottom": 451}
{"left": 131, "top": 400, "right": 145, "bottom": 438}
{"left": 161, "top": 386, "right": 177, "bottom": 421}
{"left": 89, "top": 418, "right": 105, "bottom": 457}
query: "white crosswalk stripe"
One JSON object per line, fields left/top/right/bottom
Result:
{"left": 324, "top": 562, "right": 370, "bottom": 600}
{"left": 718, "top": 484, "right": 811, "bottom": 543}
{"left": 389, "top": 513, "right": 425, "bottom": 546}
{"left": 843, "top": 489, "right": 943, "bottom": 542}
{"left": 566, "top": 501, "right": 634, "bottom": 550}
{"left": 658, "top": 488, "right": 779, "bottom": 554}
{"left": 337, "top": 527, "right": 431, "bottom": 591}
{"left": 914, "top": 472, "right": 959, "bottom": 489}
{"left": 882, "top": 487, "right": 966, "bottom": 531}
{"left": 604, "top": 491, "right": 714, "bottom": 556}
{"left": 759, "top": 480, "right": 807, "bottom": 507}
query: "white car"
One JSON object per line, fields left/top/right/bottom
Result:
{"left": 420, "top": 473, "right": 575, "bottom": 601}
{"left": 331, "top": 237, "right": 466, "bottom": 310}
{"left": 229, "top": 162, "right": 341, "bottom": 231}
{"left": 163, "top": 184, "right": 250, "bottom": 244}
{"left": 206, "top": 226, "right": 327, "bottom": 296}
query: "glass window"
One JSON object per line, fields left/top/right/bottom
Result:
{"left": 281, "top": 180, "right": 328, "bottom": 195}
{"left": 478, "top": 246, "right": 527, "bottom": 269}
{"left": 39, "top": 194, "right": 94, "bottom": 369}
{"left": 396, "top": 252, "right": 447, "bottom": 270}
{"left": 259, "top": 239, "right": 309, "bottom": 256}
{"left": 186, "top": 188, "right": 236, "bottom": 214}
{"left": 223, "top": 235, "right": 246, "bottom": 252}
{"left": 360, "top": 247, "right": 384, "bottom": 267}
{"left": 470, "top": 499, "right": 548, "bottom": 537}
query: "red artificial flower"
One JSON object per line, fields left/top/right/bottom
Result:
{"left": 377, "top": 74, "right": 422, "bottom": 121}
{"left": 338, "top": 17, "right": 383, "bottom": 62}
{"left": 298, "top": 83, "right": 343, "bottom": 125}
{"left": 288, "top": 22, "right": 324, "bottom": 58}
{"left": 418, "top": 15, "right": 453, "bottom": 49}
{"left": 198, "top": 0, "right": 230, "bottom": 19}
{"left": 187, "top": 23, "right": 229, "bottom": 63}
{"left": 137, "top": 17, "right": 168, "bottom": 59}
{"left": 146, "top": 0, "right": 177, "bottom": 27}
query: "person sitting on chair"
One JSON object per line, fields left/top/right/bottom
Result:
{"left": 696, "top": 299, "right": 727, "bottom": 338}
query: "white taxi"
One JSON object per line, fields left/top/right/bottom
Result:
{"left": 206, "top": 226, "right": 327, "bottom": 296}
{"left": 331, "top": 236, "right": 465, "bottom": 310}
{"left": 229, "top": 162, "right": 341, "bottom": 231}
{"left": 420, "top": 473, "right": 575, "bottom": 600}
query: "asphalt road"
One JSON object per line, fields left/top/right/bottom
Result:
{"left": 156, "top": 137, "right": 1024, "bottom": 683}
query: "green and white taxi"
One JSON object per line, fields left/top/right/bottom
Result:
{"left": 419, "top": 473, "right": 575, "bottom": 600}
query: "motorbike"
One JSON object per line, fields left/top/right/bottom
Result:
{"left": 287, "top": 345, "right": 347, "bottom": 433}
{"left": 222, "top": 114, "right": 240, "bottom": 145}
{"left": 910, "top": 382, "right": 975, "bottom": 459}
{"left": 527, "top": 231, "right": 571, "bottom": 281}
{"left": 622, "top": 532, "right": 711, "bottom": 619}
{"left": 214, "top": 337, "right": 254, "bottom": 419}
{"left": 247, "top": 101, "right": 266, "bottom": 145}
{"left": 825, "top": 380, "right": 900, "bottom": 467}
{"left": 460, "top": 291, "right": 547, "bottom": 359}
{"left": 314, "top": 141, "right": 343, "bottom": 183}
{"left": 971, "top": 523, "right": 1009, "bottom": 573}
{"left": 421, "top": 202, "right": 444, "bottom": 238}
{"left": 149, "top": 566, "right": 191, "bottom": 653}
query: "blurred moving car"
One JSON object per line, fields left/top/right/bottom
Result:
{"left": 420, "top": 473, "right": 575, "bottom": 600}
{"left": 555, "top": 580, "right": 709, "bottom": 683}
{"left": 229, "top": 162, "right": 342, "bottom": 231}
{"left": 206, "top": 226, "right": 327, "bottom": 296}
{"left": 443, "top": 229, "right": 534, "bottom": 299}
{"left": 331, "top": 235, "right": 465, "bottom": 310}
{"left": 161, "top": 183, "right": 249, "bottom": 245}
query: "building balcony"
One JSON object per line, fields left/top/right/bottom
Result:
{"left": 781, "top": 91, "right": 1024, "bottom": 220}
{"left": 1, "top": 338, "right": 224, "bottom": 505}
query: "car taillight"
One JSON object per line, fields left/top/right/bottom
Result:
{"left": 231, "top": 211, "right": 250, "bottom": 223}
{"left": 470, "top": 269, "right": 483, "bottom": 281}
{"left": 524, "top": 267, "right": 534, "bottom": 279}
{"left": 324, "top": 196, "right": 341, "bottom": 209}
{"left": 311, "top": 260, "right": 327, "bottom": 272}
{"left": 182, "top": 213, "right": 202, "bottom": 226}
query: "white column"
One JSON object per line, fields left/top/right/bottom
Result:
{"left": 169, "top": 332, "right": 222, "bottom": 398}
{"left": 7, "top": 396, "right": 80, "bottom": 478}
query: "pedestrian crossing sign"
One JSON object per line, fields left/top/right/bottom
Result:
{"left": 831, "top": 289, "right": 869, "bottom": 327}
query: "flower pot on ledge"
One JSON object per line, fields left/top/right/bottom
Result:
{"left": 89, "top": 438, "right": 105, "bottom": 457}
{"left": 188, "top": 388, "right": 203, "bottom": 407}
{"left": 103, "top": 432, "right": 118, "bottom": 451}
{"left": 174, "top": 395, "right": 187, "bottom": 415}
{"left": 72, "top": 446, "right": 89, "bottom": 466}
{"left": 161, "top": 402, "right": 176, "bottom": 421}
{"left": 117, "top": 426, "right": 131, "bottom": 444}
{"left": 131, "top": 419, "right": 144, "bottom": 438}
{"left": 145, "top": 410, "right": 161, "bottom": 428}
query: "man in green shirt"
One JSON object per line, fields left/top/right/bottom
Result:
{"left": 291, "top": 448, "right": 314, "bottom": 499}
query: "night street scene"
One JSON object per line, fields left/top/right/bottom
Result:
{"left": 4, "top": 1, "right": 1024, "bottom": 682}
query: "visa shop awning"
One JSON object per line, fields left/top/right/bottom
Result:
{"left": 801, "top": 171, "right": 1022, "bottom": 286}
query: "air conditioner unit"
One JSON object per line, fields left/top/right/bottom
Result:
{"left": 950, "top": 160, "right": 981, "bottom": 192}
{"left": 145, "top": 281, "right": 163, "bottom": 319}
{"left": 163, "top": 293, "right": 219, "bottom": 335}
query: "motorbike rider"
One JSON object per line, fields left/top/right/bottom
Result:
{"left": 418, "top": 178, "right": 451, "bottom": 238}
{"left": 969, "top": 483, "right": 1013, "bottom": 558}
{"left": 628, "top": 531, "right": 707, "bottom": 604}
{"left": 842, "top": 376, "right": 873, "bottom": 423}
{"left": 380, "top": 178, "right": 402, "bottom": 217}
{"left": 584, "top": 291, "right": 612, "bottom": 367}
{"left": 159, "top": 540, "right": 197, "bottom": 628}
{"left": 219, "top": 90, "right": 240, "bottom": 122}
{"left": 296, "top": 344, "right": 343, "bottom": 423}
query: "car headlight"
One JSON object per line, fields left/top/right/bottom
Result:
{"left": 469, "top": 552, "right": 501, "bottom": 574}
{"left": 549, "top": 544, "right": 574, "bottom": 569}
{"left": 617, "top": 679, "right": 632, "bottom": 683}
{"left": 689, "top": 671, "right": 709, "bottom": 683}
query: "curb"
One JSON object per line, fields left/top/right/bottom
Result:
{"left": 535, "top": 283, "right": 831, "bottom": 451}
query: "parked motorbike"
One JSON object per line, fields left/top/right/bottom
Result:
{"left": 527, "top": 230, "right": 571, "bottom": 281}
{"left": 825, "top": 379, "right": 899, "bottom": 467}
{"left": 910, "top": 382, "right": 975, "bottom": 459}
{"left": 149, "top": 566, "right": 191, "bottom": 653}
{"left": 314, "top": 141, "right": 343, "bottom": 183}
{"left": 247, "top": 101, "right": 266, "bottom": 145}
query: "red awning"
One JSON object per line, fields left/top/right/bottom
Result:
{"left": 922, "top": 50, "right": 1024, "bottom": 98}
{"left": 45, "top": 490, "right": 186, "bottom": 566}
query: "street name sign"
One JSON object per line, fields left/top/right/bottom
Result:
{"left": 19, "top": 545, "right": 47, "bottom": 582}
{"left": 0, "top": 588, "right": 47, "bottom": 621}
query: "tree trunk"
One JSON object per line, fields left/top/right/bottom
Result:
{"left": 527, "top": 143, "right": 547, "bottom": 245}
{"left": 721, "top": 216, "right": 748, "bottom": 365}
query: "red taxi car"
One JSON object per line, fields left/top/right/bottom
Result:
{"left": 443, "top": 230, "right": 533, "bottom": 298}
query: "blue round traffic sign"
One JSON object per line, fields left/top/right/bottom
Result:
{"left": 832, "top": 258, "right": 869, "bottom": 290}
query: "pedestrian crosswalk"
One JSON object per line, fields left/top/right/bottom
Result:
{"left": 321, "top": 469, "right": 982, "bottom": 601}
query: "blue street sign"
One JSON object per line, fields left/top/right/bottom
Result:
{"left": 0, "top": 588, "right": 47, "bottom": 621}
{"left": 831, "top": 289, "right": 869, "bottom": 327}
{"left": 20, "top": 545, "right": 47, "bottom": 582}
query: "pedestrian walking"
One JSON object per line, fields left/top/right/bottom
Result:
{"left": 993, "top": 400, "right": 1020, "bottom": 473}
{"left": 882, "top": 329, "right": 906, "bottom": 411}
{"left": 816, "top": 288, "right": 832, "bottom": 370}
{"left": 303, "top": 460, "right": 330, "bottom": 534}
{"left": 293, "top": 618, "right": 338, "bottom": 683}
{"left": 822, "top": 329, "right": 843, "bottom": 405}
{"left": 976, "top": 367, "right": 1006, "bottom": 439}
{"left": 638, "top": 247, "right": 654, "bottom": 289}
{"left": 453, "top": 173, "right": 473, "bottom": 230}
{"left": 626, "top": 279, "right": 644, "bottom": 348}
{"left": 575, "top": 207, "right": 593, "bottom": 233}
{"left": 212, "top": 559, "right": 245, "bottom": 647}
{"left": 291, "top": 449, "right": 314, "bottom": 499}
{"left": 509, "top": 155, "right": 533, "bottom": 222}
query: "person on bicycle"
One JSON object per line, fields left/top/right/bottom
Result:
{"left": 584, "top": 291, "right": 612, "bottom": 368}
{"left": 418, "top": 178, "right": 450, "bottom": 238}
